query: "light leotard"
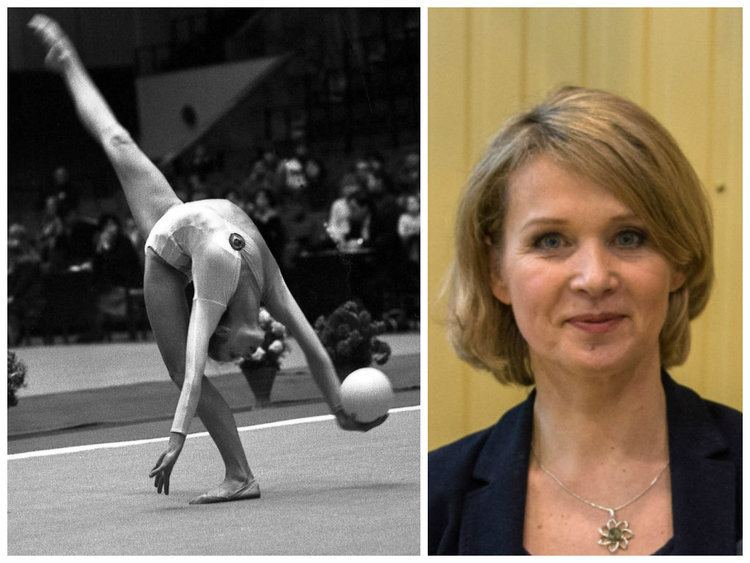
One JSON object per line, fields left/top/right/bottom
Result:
{"left": 145, "top": 200, "right": 266, "bottom": 306}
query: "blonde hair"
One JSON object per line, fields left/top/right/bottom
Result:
{"left": 446, "top": 86, "right": 713, "bottom": 386}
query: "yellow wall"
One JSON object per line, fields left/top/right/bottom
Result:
{"left": 427, "top": 8, "right": 742, "bottom": 450}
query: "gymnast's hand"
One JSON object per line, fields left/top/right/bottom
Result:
{"left": 149, "top": 432, "right": 185, "bottom": 495}
{"left": 333, "top": 406, "right": 388, "bottom": 432}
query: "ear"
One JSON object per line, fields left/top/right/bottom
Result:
{"left": 669, "top": 268, "right": 687, "bottom": 293}
{"left": 488, "top": 244, "right": 512, "bottom": 305}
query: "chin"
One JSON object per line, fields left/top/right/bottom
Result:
{"left": 565, "top": 345, "right": 651, "bottom": 376}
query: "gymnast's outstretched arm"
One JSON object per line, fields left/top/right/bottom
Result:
{"left": 146, "top": 297, "right": 225, "bottom": 493}
{"left": 171, "top": 299, "right": 226, "bottom": 435}
{"left": 262, "top": 262, "right": 387, "bottom": 431}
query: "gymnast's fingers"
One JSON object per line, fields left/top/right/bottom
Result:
{"left": 149, "top": 453, "right": 166, "bottom": 477}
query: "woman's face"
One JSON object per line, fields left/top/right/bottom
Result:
{"left": 211, "top": 316, "right": 263, "bottom": 363}
{"left": 491, "top": 156, "right": 685, "bottom": 378}
{"left": 209, "top": 281, "right": 264, "bottom": 363}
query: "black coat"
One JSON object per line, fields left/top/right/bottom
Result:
{"left": 428, "top": 372, "right": 742, "bottom": 555}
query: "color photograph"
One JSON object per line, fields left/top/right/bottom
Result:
{"left": 427, "top": 7, "right": 740, "bottom": 555}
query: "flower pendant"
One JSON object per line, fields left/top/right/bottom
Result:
{"left": 598, "top": 517, "right": 634, "bottom": 553}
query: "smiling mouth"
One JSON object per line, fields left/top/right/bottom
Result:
{"left": 567, "top": 314, "right": 625, "bottom": 334}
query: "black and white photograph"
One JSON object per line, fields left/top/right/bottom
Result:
{"left": 7, "top": 7, "right": 419, "bottom": 555}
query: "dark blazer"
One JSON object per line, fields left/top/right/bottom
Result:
{"left": 428, "top": 372, "right": 742, "bottom": 555}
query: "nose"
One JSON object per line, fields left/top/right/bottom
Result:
{"left": 569, "top": 241, "right": 618, "bottom": 298}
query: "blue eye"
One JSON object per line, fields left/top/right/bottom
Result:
{"left": 614, "top": 229, "right": 646, "bottom": 248}
{"left": 534, "top": 233, "right": 564, "bottom": 250}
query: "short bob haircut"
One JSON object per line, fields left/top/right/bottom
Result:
{"left": 446, "top": 86, "right": 713, "bottom": 386}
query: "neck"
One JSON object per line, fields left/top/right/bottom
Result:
{"left": 531, "top": 354, "right": 668, "bottom": 471}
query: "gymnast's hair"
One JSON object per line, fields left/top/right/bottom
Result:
{"left": 445, "top": 86, "right": 713, "bottom": 386}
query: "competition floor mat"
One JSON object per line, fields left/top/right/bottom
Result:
{"left": 9, "top": 407, "right": 420, "bottom": 555}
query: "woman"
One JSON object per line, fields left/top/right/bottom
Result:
{"left": 250, "top": 188, "right": 285, "bottom": 261}
{"left": 29, "top": 14, "right": 385, "bottom": 505}
{"left": 428, "top": 87, "right": 741, "bottom": 554}
{"left": 86, "top": 213, "right": 142, "bottom": 341}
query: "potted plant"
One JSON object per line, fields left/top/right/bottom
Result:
{"left": 239, "top": 308, "right": 289, "bottom": 407}
{"left": 8, "top": 351, "right": 27, "bottom": 407}
{"left": 314, "top": 300, "right": 391, "bottom": 381}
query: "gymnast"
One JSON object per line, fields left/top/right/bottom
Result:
{"left": 29, "top": 14, "right": 386, "bottom": 504}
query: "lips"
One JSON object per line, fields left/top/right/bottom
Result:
{"left": 567, "top": 313, "right": 625, "bottom": 334}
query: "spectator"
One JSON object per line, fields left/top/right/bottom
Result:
{"left": 395, "top": 150, "right": 419, "bottom": 194}
{"left": 398, "top": 194, "right": 420, "bottom": 293}
{"left": 93, "top": 214, "right": 142, "bottom": 289}
{"left": 367, "top": 173, "right": 403, "bottom": 295}
{"left": 293, "top": 142, "right": 327, "bottom": 210}
{"left": 304, "top": 156, "right": 328, "bottom": 210}
{"left": 366, "top": 151, "right": 390, "bottom": 186}
{"left": 38, "top": 166, "right": 80, "bottom": 217}
{"left": 80, "top": 213, "right": 142, "bottom": 341}
{"left": 398, "top": 194, "right": 421, "bottom": 250}
{"left": 325, "top": 184, "right": 358, "bottom": 246}
{"left": 242, "top": 147, "right": 279, "bottom": 197}
{"left": 353, "top": 157, "right": 373, "bottom": 189}
{"left": 366, "top": 172, "right": 402, "bottom": 256}
{"left": 344, "top": 190, "right": 372, "bottom": 249}
{"left": 327, "top": 180, "right": 360, "bottom": 246}
{"left": 8, "top": 224, "right": 44, "bottom": 345}
{"left": 279, "top": 157, "right": 308, "bottom": 201}
{"left": 38, "top": 194, "right": 64, "bottom": 268}
{"left": 51, "top": 200, "right": 98, "bottom": 272}
{"left": 250, "top": 188, "right": 286, "bottom": 262}
{"left": 123, "top": 216, "right": 146, "bottom": 270}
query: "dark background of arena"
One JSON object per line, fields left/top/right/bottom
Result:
{"left": 8, "top": 7, "right": 420, "bottom": 346}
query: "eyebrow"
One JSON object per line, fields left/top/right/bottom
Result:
{"left": 520, "top": 213, "right": 643, "bottom": 232}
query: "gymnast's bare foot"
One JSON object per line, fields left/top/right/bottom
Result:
{"left": 27, "top": 14, "right": 79, "bottom": 73}
{"left": 189, "top": 477, "right": 261, "bottom": 505}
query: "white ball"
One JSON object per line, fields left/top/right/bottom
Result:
{"left": 340, "top": 367, "right": 394, "bottom": 423}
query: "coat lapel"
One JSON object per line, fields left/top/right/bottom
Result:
{"left": 458, "top": 391, "right": 535, "bottom": 554}
{"left": 663, "top": 373, "right": 738, "bottom": 554}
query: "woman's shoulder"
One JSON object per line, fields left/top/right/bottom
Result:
{"left": 664, "top": 373, "right": 741, "bottom": 449}
{"left": 428, "top": 397, "right": 533, "bottom": 555}
{"left": 429, "top": 426, "right": 494, "bottom": 485}
{"left": 704, "top": 397, "right": 742, "bottom": 429}
{"left": 429, "top": 396, "right": 532, "bottom": 492}
{"left": 701, "top": 397, "right": 742, "bottom": 460}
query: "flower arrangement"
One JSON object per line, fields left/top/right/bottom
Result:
{"left": 314, "top": 301, "right": 391, "bottom": 376}
{"left": 239, "top": 308, "right": 289, "bottom": 371}
{"left": 8, "top": 351, "right": 27, "bottom": 407}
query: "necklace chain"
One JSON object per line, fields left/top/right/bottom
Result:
{"left": 531, "top": 449, "right": 669, "bottom": 516}
{"left": 531, "top": 449, "right": 669, "bottom": 552}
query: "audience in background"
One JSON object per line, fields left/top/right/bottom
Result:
{"left": 51, "top": 201, "right": 98, "bottom": 272}
{"left": 38, "top": 194, "right": 64, "bottom": 269}
{"left": 250, "top": 188, "right": 286, "bottom": 262}
{"left": 8, "top": 224, "right": 45, "bottom": 345}
{"left": 327, "top": 179, "right": 360, "bottom": 246}
{"left": 398, "top": 194, "right": 420, "bottom": 293}
{"left": 12, "top": 143, "right": 419, "bottom": 344}
{"left": 80, "top": 213, "right": 143, "bottom": 342}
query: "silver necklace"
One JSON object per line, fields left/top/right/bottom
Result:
{"left": 531, "top": 449, "right": 669, "bottom": 553}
